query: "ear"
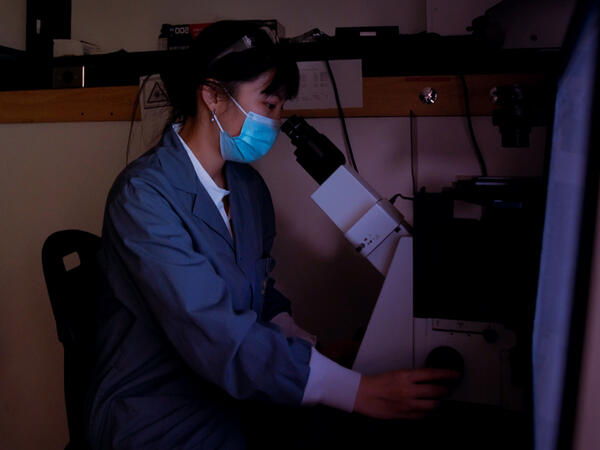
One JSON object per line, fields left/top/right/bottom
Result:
{"left": 199, "top": 81, "right": 218, "bottom": 114}
{"left": 199, "top": 79, "right": 229, "bottom": 115}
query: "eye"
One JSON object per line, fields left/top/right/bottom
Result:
{"left": 265, "top": 103, "right": 276, "bottom": 111}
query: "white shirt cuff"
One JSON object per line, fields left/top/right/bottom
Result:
{"left": 301, "top": 347, "right": 361, "bottom": 412}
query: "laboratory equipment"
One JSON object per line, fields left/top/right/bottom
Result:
{"left": 282, "top": 115, "right": 543, "bottom": 409}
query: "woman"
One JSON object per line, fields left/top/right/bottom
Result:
{"left": 87, "top": 20, "right": 456, "bottom": 449}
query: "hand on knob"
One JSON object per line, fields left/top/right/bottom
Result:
{"left": 354, "top": 368, "right": 461, "bottom": 420}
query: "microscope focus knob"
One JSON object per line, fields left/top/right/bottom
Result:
{"left": 424, "top": 346, "right": 464, "bottom": 389}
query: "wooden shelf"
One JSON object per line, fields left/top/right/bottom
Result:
{"left": 287, "top": 73, "right": 549, "bottom": 118}
{"left": 0, "top": 73, "right": 548, "bottom": 124}
{"left": 0, "top": 86, "right": 140, "bottom": 123}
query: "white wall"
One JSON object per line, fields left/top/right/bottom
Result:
{"left": 0, "top": 0, "right": 26, "bottom": 50}
{"left": 0, "top": 122, "right": 131, "bottom": 449}
{"left": 0, "top": 1, "right": 547, "bottom": 449}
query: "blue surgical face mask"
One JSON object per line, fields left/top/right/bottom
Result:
{"left": 212, "top": 93, "right": 281, "bottom": 163}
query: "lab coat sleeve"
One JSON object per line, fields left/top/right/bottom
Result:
{"left": 262, "top": 274, "right": 292, "bottom": 321}
{"left": 103, "top": 175, "right": 311, "bottom": 405}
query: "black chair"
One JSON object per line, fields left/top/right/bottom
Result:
{"left": 42, "top": 229, "right": 102, "bottom": 450}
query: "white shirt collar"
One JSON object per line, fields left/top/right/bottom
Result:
{"left": 172, "top": 123, "right": 232, "bottom": 235}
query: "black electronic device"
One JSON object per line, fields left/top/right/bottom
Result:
{"left": 413, "top": 176, "right": 544, "bottom": 326}
{"left": 335, "top": 26, "right": 399, "bottom": 39}
{"left": 412, "top": 175, "right": 544, "bottom": 422}
{"left": 468, "top": 0, "right": 576, "bottom": 49}
{"left": 26, "top": 0, "right": 71, "bottom": 59}
{"left": 158, "top": 20, "right": 284, "bottom": 51}
{"left": 490, "top": 84, "right": 554, "bottom": 148}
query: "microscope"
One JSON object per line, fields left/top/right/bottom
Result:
{"left": 282, "top": 115, "right": 542, "bottom": 409}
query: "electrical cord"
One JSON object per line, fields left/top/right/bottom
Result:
{"left": 324, "top": 57, "right": 413, "bottom": 204}
{"left": 409, "top": 109, "right": 418, "bottom": 196}
{"left": 389, "top": 110, "right": 418, "bottom": 203}
{"left": 325, "top": 59, "right": 359, "bottom": 173}
{"left": 459, "top": 74, "right": 488, "bottom": 177}
{"left": 125, "top": 74, "right": 152, "bottom": 166}
{"left": 390, "top": 193, "right": 414, "bottom": 203}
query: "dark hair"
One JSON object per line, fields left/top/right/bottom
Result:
{"left": 161, "top": 20, "right": 300, "bottom": 122}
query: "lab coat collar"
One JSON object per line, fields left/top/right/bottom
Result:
{"left": 155, "top": 125, "right": 198, "bottom": 193}
{"left": 225, "top": 162, "right": 251, "bottom": 261}
{"left": 156, "top": 126, "right": 234, "bottom": 250}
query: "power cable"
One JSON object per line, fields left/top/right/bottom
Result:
{"left": 325, "top": 60, "right": 359, "bottom": 173}
{"left": 459, "top": 74, "right": 488, "bottom": 177}
{"left": 125, "top": 74, "right": 152, "bottom": 166}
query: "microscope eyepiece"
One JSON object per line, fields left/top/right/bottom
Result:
{"left": 280, "top": 114, "right": 303, "bottom": 135}
{"left": 281, "top": 115, "right": 346, "bottom": 184}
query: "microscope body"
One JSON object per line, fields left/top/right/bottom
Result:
{"left": 310, "top": 165, "right": 540, "bottom": 409}
{"left": 282, "top": 115, "right": 540, "bottom": 409}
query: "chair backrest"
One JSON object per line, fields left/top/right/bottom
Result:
{"left": 42, "top": 229, "right": 102, "bottom": 450}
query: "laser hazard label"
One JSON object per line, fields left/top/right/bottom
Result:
{"left": 141, "top": 74, "right": 171, "bottom": 110}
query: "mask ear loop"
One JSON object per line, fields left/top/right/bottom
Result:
{"left": 226, "top": 93, "right": 249, "bottom": 117}
{"left": 211, "top": 111, "right": 225, "bottom": 133}
{"left": 215, "top": 81, "right": 249, "bottom": 118}
{"left": 209, "top": 82, "right": 248, "bottom": 136}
